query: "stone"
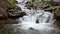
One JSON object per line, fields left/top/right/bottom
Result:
{"left": 6, "top": 0, "right": 16, "bottom": 4}
{"left": 8, "top": 12, "right": 26, "bottom": 18}
{"left": 54, "top": 6, "right": 60, "bottom": 16}
{"left": 29, "top": 27, "right": 34, "bottom": 30}
{"left": 42, "top": 4, "right": 51, "bottom": 9}
{"left": 44, "top": 7, "right": 55, "bottom": 13}
{"left": 36, "top": 19, "right": 39, "bottom": 23}
{"left": 19, "top": 12, "right": 26, "bottom": 17}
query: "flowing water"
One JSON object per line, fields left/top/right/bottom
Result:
{"left": 12, "top": 0, "right": 60, "bottom": 34}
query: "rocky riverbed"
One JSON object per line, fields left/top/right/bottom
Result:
{"left": 0, "top": 0, "right": 60, "bottom": 34}
{"left": 25, "top": 0, "right": 60, "bottom": 26}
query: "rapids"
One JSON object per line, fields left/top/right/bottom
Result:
{"left": 13, "top": 0, "right": 60, "bottom": 34}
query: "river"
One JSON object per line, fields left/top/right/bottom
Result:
{"left": 12, "top": 0, "right": 60, "bottom": 34}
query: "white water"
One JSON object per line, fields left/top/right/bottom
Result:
{"left": 13, "top": 0, "right": 59, "bottom": 34}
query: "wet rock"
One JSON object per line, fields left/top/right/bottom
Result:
{"left": 29, "top": 27, "right": 34, "bottom": 30}
{"left": 19, "top": 12, "right": 26, "bottom": 17}
{"left": 8, "top": 12, "right": 26, "bottom": 18}
{"left": 25, "top": 1, "right": 30, "bottom": 4}
{"left": 15, "top": 1, "right": 18, "bottom": 4}
{"left": 43, "top": 4, "right": 50, "bottom": 9}
{"left": 16, "top": 7, "right": 21, "bottom": 11}
{"left": 25, "top": 1, "right": 33, "bottom": 9}
{"left": 44, "top": 7, "right": 55, "bottom": 13}
{"left": 36, "top": 19, "right": 39, "bottom": 23}
{"left": 7, "top": 7, "right": 22, "bottom": 18}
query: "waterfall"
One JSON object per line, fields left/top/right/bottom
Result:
{"left": 13, "top": 0, "right": 59, "bottom": 34}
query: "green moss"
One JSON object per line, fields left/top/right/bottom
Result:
{"left": 7, "top": 3, "right": 16, "bottom": 9}
{"left": 6, "top": 0, "right": 16, "bottom": 4}
{"left": 5, "top": 0, "right": 17, "bottom": 9}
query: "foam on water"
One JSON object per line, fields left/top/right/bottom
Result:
{"left": 13, "top": 0, "right": 59, "bottom": 34}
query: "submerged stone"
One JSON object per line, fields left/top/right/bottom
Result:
{"left": 36, "top": 19, "right": 39, "bottom": 23}
{"left": 29, "top": 27, "right": 34, "bottom": 30}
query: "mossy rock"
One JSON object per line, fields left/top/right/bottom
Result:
{"left": 16, "top": 7, "right": 21, "bottom": 11}
{"left": 7, "top": 3, "right": 16, "bottom": 9}
{"left": 6, "top": 0, "right": 21, "bottom": 10}
{"left": 6, "top": 0, "right": 16, "bottom": 4}
{"left": 55, "top": 7, "right": 60, "bottom": 16}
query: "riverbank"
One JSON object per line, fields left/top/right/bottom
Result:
{"left": 0, "top": 0, "right": 26, "bottom": 24}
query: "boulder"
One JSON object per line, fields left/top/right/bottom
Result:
{"left": 54, "top": 6, "right": 60, "bottom": 16}
{"left": 36, "top": 19, "right": 39, "bottom": 23}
